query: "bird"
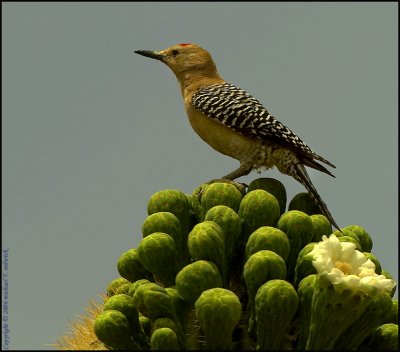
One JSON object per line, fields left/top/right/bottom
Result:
{"left": 135, "top": 43, "right": 341, "bottom": 231}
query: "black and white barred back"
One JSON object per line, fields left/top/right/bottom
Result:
{"left": 192, "top": 82, "right": 334, "bottom": 169}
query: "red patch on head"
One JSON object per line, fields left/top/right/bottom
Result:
{"left": 179, "top": 43, "right": 191, "bottom": 46}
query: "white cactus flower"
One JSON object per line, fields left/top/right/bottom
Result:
{"left": 309, "top": 234, "right": 395, "bottom": 294}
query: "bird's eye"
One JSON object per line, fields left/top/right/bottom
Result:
{"left": 171, "top": 50, "right": 180, "bottom": 56}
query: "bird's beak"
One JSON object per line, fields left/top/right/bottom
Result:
{"left": 134, "top": 50, "right": 166, "bottom": 62}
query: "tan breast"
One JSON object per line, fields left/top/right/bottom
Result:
{"left": 185, "top": 104, "right": 260, "bottom": 162}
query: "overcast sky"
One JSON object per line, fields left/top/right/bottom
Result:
{"left": 2, "top": 2, "right": 397, "bottom": 350}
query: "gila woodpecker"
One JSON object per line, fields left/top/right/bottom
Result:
{"left": 135, "top": 43, "right": 341, "bottom": 230}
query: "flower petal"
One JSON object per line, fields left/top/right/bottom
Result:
{"left": 310, "top": 234, "right": 395, "bottom": 294}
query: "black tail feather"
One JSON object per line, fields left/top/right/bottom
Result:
{"left": 302, "top": 157, "right": 336, "bottom": 178}
{"left": 292, "top": 164, "right": 342, "bottom": 233}
{"left": 312, "top": 153, "right": 336, "bottom": 169}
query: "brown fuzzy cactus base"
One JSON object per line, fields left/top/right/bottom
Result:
{"left": 54, "top": 296, "right": 107, "bottom": 350}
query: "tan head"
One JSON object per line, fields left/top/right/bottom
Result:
{"left": 135, "top": 43, "right": 222, "bottom": 83}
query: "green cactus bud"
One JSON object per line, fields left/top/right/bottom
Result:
{"left": 106, "top": 277, "right": 131, "bottom": 297}
{"left": 363, "top": 252, "right": 382, "bottom": 274}
{"left": 335, "top": 292, "right": 393, "bottom": 350}
{"left": 306, "top": 276, "right": 372, "bottom": 350}
{"left": 243, "top": 250, "right": 286, "bottom": 338}
{"left": 296, "top": 274, "right": 317, "bottom": 350}
{"left": 310, "top": 214, "right": 332, "bottom": 242}
{"left": 245, "top": 226, "right": 290, "bottom": 262}
{"left": 103, "top": 294, "right": 148, "bottom": 349}
{"left": 142, "top": 212, "right": 186, "bottom": 268}
{"left": 117, "top": 248, "right": 152, "bottom": 283}
{"left": 243, "top": 249, "right": 287, "bottom": 289}
{"left": 137, "top": 232, "right": 179, "bottom": 286}
{"left": 342, "top": 224, "right": 373, "bottom": 252}
{"left": 200, "top": 179, "right": 247, "bottom": 196}
{"left": 175, "top": 260, "right": 222, "bottom": 305}
{"left": 204, "top": 205, "right": 244, "bottom": 281}
{"left": 103, "top": 294, "right": 139, "bottom": 326}
{"left": 139, "top": 315, "right": 151, "bottom": 338}
{"left": 277, "top": 210, "right": 313, "bottom": 282}
{"left": 190, "top": 183, "right": 210, "bottom": 222}
{"left": 255, "top": 279, "right": 299, "bottom": 350}
{"left": 132, "top": 282, "right": 178, "bottom": 321}
{"left": 187, "top": 221, "right": 226, "bottom": 282}
{"left": 132, "top": 283, "right": 162, "bottom": 317}
{"left": 333, "top": 228, "right": 363, "bottom": 248}
{"left": 381, "top": 269, "right": 397, "bottom": 297}
{"left": 142, "top": 211, "right": 183, "bottom": 239}
{"left": 128, "top": 279, "right": 151, "bottom": 297}
{"left": 294, "top": 242, "right": 317, "bottom": 287}
{"left": 247, "top": 177, "right": 287, "bottom": 215}
{"left": 200, "top": 182, "right": 243, "bottom": 213}
{"left": 115, "top": 283, "right": 131, "bottom": 295}
{"left": 367, "top": 323, "right": 398, "bottom": 351}
{"left": 94, "top": 310, "right": 138, "bottom": 350}
{"left": 152, "top": 317, "right": 179, "bottom": 334}
{"left": 238, "top": 189, "right": 280, "bottom": 238}
{"left": 288, "top": 192, "right": 322, "bottom": 215}
{"left": 191, "top": 181, "right": 244, "bottom": 223}
{"left": 147, "top": 189, "right": 191, "bottom": 235}
{"left": 142, "top": 211, "right": 182, "bottom": 240}
{"left": 165, "top": 287, "right": 191, "bottom": 330}
{"left": 387, "top": 299, "right": 398, "bottom": 324}
{"left": 204, "top": 205, "right": 242, "bottom": 263}
{"left": 337, "top": 235, "right": 362, "bottom": 251}
{"left": 151, "top": 327, "right": 181, "bottom": 350}
{"left": 152, "top": 317, "right": 185, "bottom": 349}
{"left": 195, "top": 288, "right": 242, "bottom": 350}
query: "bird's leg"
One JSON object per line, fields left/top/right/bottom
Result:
{"left": 221, "top": 162, "right": 253, "bottom": 180}
{"left": 201, "top": 162, "right": 252, "bottom": 195}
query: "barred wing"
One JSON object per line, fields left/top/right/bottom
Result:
{"left": 192, "top": 82, "right": 334, "bottom": 168}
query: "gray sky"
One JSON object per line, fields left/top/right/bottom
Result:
{"left": 2, "top": 2, "right": 397, "bottom": 350}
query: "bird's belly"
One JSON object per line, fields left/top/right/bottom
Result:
{"left": 186, "top": 107, "right": 254, "bottom": 159}
{"left": 186, "top": 106, "right": 296, "bottom": 171}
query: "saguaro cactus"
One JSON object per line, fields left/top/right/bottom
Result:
{"left": 56, "top": 178, "right": 397, "bottom": 351}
